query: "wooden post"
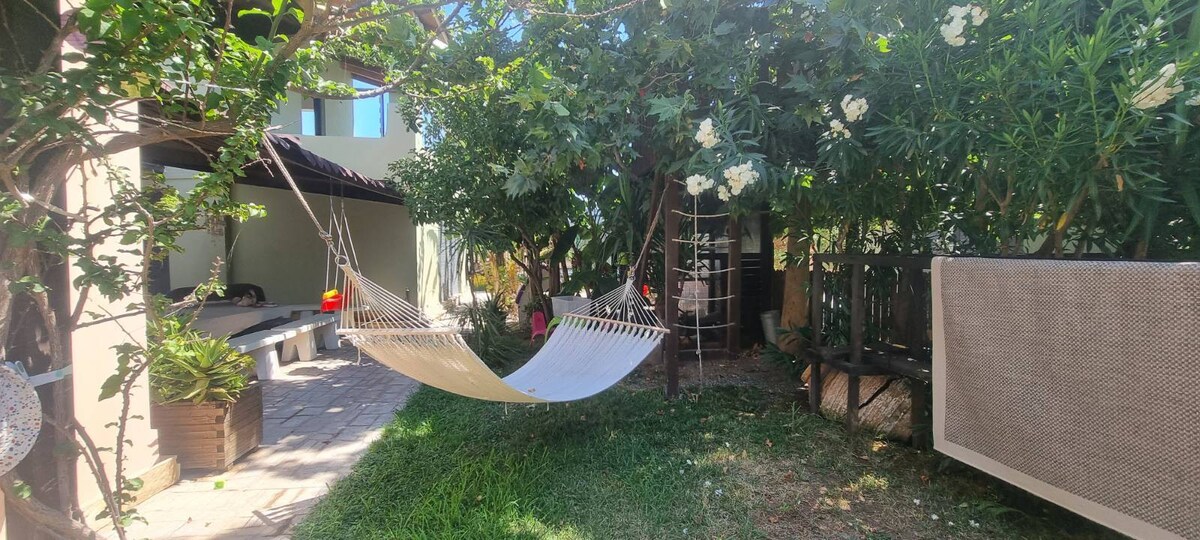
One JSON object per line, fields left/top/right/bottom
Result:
{"left": 908, "top": 266, "right": 930, "bottom": 448}
{"left": 759, "top": 211, "right": 774, "bottom": 309}
{"left": 846, "top": 263, "right": 865, "bottom": 433}
{"left": 726, "top": 214, "right": 741, "bottom": 358}
{"left": 663, "top": 177, "right": 681, "bottom": 399}
{"left": 808, "top": 259, "right": 824, "bottom": 414}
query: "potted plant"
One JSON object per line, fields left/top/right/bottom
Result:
{"left": 149, "top": 327, "right": 262, "bottom": 471}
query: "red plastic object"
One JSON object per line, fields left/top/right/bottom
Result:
{"left": 320, "top": 293, "right": 343, "bottom": 312}
{"left": 530, "top": 311, "right": 548, "bottom": 345}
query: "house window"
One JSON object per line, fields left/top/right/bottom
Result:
{"left": 301, "top": 96, "right": 324, "bottom": 136}
{"left": 352, "top": 76, "right": 388, "bottom": 138}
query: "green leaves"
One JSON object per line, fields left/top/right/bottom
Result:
{"left": 148, "top": 320, "right": 254, "bottom": 405}
{"left": 646, "top": 95, "right": 692, "bottom": 124}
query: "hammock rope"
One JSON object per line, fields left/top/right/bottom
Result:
{"left": 263, "top": 140, "right": 667, "bottom": 402}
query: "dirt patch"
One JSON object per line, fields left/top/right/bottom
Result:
{"left": 625, "top": 345, "right": 803, "bottom": 397}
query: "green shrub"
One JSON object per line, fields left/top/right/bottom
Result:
{"left": 149, "top": 318, "right": 255, "bottom": 404}
{"left": 459, "top": 294, "right": 526, "bottom": 369}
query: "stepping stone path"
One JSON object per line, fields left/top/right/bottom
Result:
{"left": 114, "top": 348, "right": 418, "bottom": 539}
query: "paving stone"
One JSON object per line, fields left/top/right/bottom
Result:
{"left": 110, "top": 349, "right": 417, "bottom": 539}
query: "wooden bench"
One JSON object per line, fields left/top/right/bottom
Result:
{"left": 228, "top": 313, "right": 339, "bottom": 380}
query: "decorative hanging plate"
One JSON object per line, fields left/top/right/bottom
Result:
{"left": 0, "top": 366, "right": 41, "bottom": 476}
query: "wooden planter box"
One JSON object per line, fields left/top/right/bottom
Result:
{"left": 151, "top": 383, "right": 263, "bottom": 471}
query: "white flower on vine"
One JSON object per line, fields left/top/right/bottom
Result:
{"left": 695, "top": 118, "right": 719, "bottom": 149}
{"left": 840, "top": 94, "right": 869, "bottom": 123}
{"left": 685, "top": 174, "right": 714, "bottom": 196}
{"left": 1131, "top": 63, "right": 1183, "bottom": 109}
{"left": 947, "top": 5, "right": 970, "bottom": 19}
{"left": 722, "top": 162, "right": 759, "bottom": 196}
{"left": 1187, "top": 93, "right": 1200, "bottom": 107}
{"left": 828, "top": 119, "right": 851, "bottom": 139}
{"left": 716, "top": 184, "right": 731, "bottom": 201}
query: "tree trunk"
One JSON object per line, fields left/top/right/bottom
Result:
{"left": 779, "top": 205, "right": 812, "bottom": 356}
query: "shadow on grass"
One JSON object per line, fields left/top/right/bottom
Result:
{"left": 293, "top": 385, "right": 1123, "bottom": 540}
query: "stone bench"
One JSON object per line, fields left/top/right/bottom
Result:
{"left": 228, "top": 313, "right": 338, "bottom": 380}
{"left": 274, "top": 313, "right": 339, "bottom": 364}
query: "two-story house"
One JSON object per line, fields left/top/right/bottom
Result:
{"left": 151, "top": 62, "right": 468, "bottom": 316}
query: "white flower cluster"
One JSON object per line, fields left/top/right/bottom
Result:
{"left": 941, "top": 4, "right": 988, "bottom": 47}
{"left": 722, "top": 162, "right": 759, "bottom": 196}
{"left": 1131, "top": 63, "right": 1183, "bottom": 110}
{"left": 840, "top": 94, "right": 869, "bottom": 122}
{"left": 685, "top": 174, "right": 715, "bottom": 196}
{"left": 695, "top": 118, "right": 719, "bottom": 149}
{"left": 1188, "top": 93, "right": 1200, "bottom": 107}
{"left": 827, "top": 118, "right": 851, "bottom": 139}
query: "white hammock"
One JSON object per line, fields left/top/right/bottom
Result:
{"left": 263, "top": 141, "right": 667, "bottom": 403}
{"left": 337, "top": 268, "right": 666, "bottom": 403}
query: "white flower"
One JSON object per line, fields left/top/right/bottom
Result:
{"left": 695, "top": 118, "right": 719, "bottom": 148}
{"left": 716, "top": 184, "right": 731, "bottom": 201}
{"left": 1187, "top": 93, "right": 1200, "bottom": 107}
{"left": 942, "top": 4, "right": 986, "bottom": 44}
{"left": 684, "top": 174, "right": 714, "bottom": 196}
{"left": 941, "top": 21, "right": 966, "bottom": 46}
{"left": 970, "top": 5, "right": 988, "bottom": 25}
{"left": 722, "top": 162, "right": 759, "bottom": 196}
{"left": 714, "top": 488, "right": 724, "bottom": 497}
{"left": 828, "top": 119, "right": 851, "bottom": 139}
{"left": 1135, "top": 17, "right": 1165, "bottom": 49}
{"left": 930, "top": 514, "right": 940, "bottom": 521}
{"left": 1131, "top": 63, "right": 1184, "bottom": 109}
{"left": 841, "top": 94, "right": 869, "bottom": 122}
{"left": 969, "top": 520, "right": 980, "bottom": 528}
{"left": 704, "top": 480, "right": 712, "bottom": 487}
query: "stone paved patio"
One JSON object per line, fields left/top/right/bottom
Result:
{"left": 117, "top": 348, "right": 418, "bottom": 539}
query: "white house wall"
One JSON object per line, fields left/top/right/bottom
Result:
{"left": 163, "top": 168, "right": 228, "bottom": 290}
{"left": 228, "top": 184, "right": 420, "bottom": 306}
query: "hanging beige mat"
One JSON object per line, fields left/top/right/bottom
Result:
{"left": 932, "top": 256, "right": 1200, "bottom": 540}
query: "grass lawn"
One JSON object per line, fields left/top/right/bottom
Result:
{"left": 294, "top": 383, "right": 1120, "bottom": 539}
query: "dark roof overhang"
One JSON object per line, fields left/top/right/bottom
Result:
{"left": 142, "top": 132, "right": 404, "bottom": 205}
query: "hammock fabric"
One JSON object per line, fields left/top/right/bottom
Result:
{"left": 337, "top": 269, "right": 666, "bottom": 403}
{"left": 263, "top": 141, "right": 667, "bottom": 403}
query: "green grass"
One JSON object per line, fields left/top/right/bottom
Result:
{"left": 295, "top": 385, "right": 1120, "bottom": 539}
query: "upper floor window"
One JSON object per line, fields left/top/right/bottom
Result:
{"left": 352, "top": 76, "right": 388, "bottom": 138}
{"left": 301, "top": 96, "right": 324, "bottom": 136}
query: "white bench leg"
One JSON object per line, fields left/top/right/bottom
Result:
{"left": 251, "top": 347, "right": 281, "bottom": 380}
{"left": 317, "top": 324, "right": 339, "bottom": 350}
{"left": 282, "top": 332, "right": 317, "bottom": 363}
